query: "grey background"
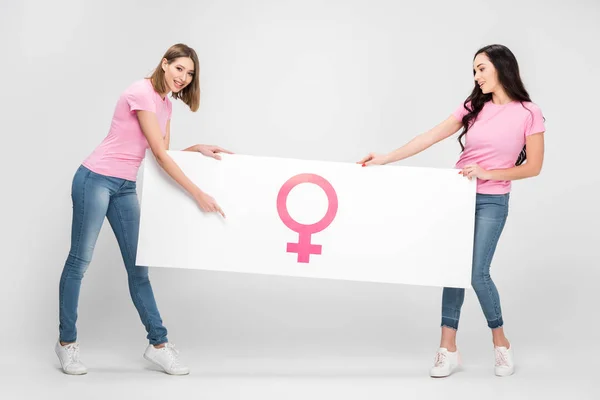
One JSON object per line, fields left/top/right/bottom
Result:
{"left": 1, "top": 0, "right": 598, "bottom": 398}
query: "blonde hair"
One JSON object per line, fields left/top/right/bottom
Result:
{"left": 149, "top": 43, "right": 200, "bottom": 112}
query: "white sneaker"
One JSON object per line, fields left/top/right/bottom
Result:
{"left": 143, "top": 343, "right": 190, "bottom": 375}
{"left": 55, "top": 340, "right": 88, "bottom": 375}
{"left": 494, "top": 345, "right": 515, "bottom": 376}
{"left": 429, "top": 348, "right": 461, "bottom": 377}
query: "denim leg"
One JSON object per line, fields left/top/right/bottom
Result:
{"left": 470, "top": 194, "right": 509, "bottom": 329}
{"left": 441, "top": 193, "right": 509, "bottom": 330}
{"left": 441, "top": 287, "right": 465, "bottom": 330}
{"left": 59, "top": 166, "right": 111, "bottom": 343}
{"left": 107, "top": 181, "right": 168, "bottom": 345}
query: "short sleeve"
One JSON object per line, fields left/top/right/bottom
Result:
{"left": 525, "top": 103, "right": 545, "bottom": 136}
{"left": 452, "top": 101, "right": 471, "bottom": 122}
{"left": 125, "top": 82, "right": 156, "bottom": 113}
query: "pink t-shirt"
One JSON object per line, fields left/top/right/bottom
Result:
{"left": 83, "top": 79, "right": 172, "bottom": 181}
{"left": 452, "top": 100, "right": 545, "bottom": 194}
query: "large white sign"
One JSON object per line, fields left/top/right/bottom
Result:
{"left": 137, "top": 151, "right": 476, "bottom": 288}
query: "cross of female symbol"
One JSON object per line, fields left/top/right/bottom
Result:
{"left": 276, "top": 173, "right": 338, "bottom": 263}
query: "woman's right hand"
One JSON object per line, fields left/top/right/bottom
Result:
{"left": 357, "top": 152, "right": 390, "bottom": 166}
{"left": 194, "top": 191, "right": 225, "bottom": 218}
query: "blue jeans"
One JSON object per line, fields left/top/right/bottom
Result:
{"left": 59, "top": 165, "right": 168, "bottom": 345}
{"left": 441, "top": 193, "right": 510, "bottom": 330}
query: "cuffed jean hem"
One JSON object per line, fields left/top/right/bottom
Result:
{"left": 488, "top": 317, "right": 504, "bottom": 329}
{"left": 441, "top": 317, "right": 459, "bottom": 330}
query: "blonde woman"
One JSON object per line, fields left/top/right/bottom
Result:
{"left": 56, "top": 43, "right": 231, "bottom": 375}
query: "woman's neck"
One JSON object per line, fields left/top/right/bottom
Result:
{"left": 491, "top": 89, "right": 512, "bottom": 105}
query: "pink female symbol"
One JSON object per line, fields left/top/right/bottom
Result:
{"left": 277, "top": 173, "right": 338, "bottom": 263}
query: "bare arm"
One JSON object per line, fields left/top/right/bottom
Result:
{"left": 385, "top": 115, "right": 463, "bottom": 163}
{"left": 163, "top": 119, "right": 232, "bottom": 157}
{"left": 490, "top": 132, "right": 544, "bottom": 180}
{"left": 164, "top": 119, "right": 171, "bottom": 150}
{"left": 137, "top": 110, "right": 224, "bottom": 217}
{"left": 359, "top": 115, "right": 463, "bottom": 165}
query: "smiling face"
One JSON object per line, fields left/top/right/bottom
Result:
{"left": 162, "top": 56, "right": 195, "bottom": 94}
{"left": 473, "top": 53, "right": 500, "bottom": 95}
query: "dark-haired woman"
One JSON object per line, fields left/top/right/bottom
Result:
{"left": 358, "top": 44, "right": 545, "bottom": 377}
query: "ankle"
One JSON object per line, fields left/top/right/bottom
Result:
{"left": 441, "top": 343, "right": 457, "bottom": 352}
{"left": 494, "top": 339, "right": 510, "bottom": 349}
{"left": 153, "top": 343, "right": 166, "bottom": 349}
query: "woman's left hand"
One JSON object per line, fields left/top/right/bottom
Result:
{"left": 194, "top": 144, "right": 234, "bottom": 160}
{"left": 459, "top": 164, "right": 491, "bottom": 180}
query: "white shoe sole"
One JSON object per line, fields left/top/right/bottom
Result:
{"left": 143, "top": 354, "right": 190, "bottom": 375}
{"left": 430, "top": 365, "right": 460, "bottom": 378}
{"left": 495, "top": 367, "right": 515, "bottom": 377}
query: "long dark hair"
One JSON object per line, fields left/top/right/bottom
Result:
{"left": 458, "top": 44, "right": 534, "bottom": 166}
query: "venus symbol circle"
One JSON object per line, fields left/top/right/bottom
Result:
{"left": 276, "top": 173, "right": 338, "bottom": 263}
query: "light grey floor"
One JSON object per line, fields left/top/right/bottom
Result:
{"left": 6, "top": 341, "right": 595, "bottom": 400}
{"left": 5, "top": 267, "right": 598, "bottom": 400}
